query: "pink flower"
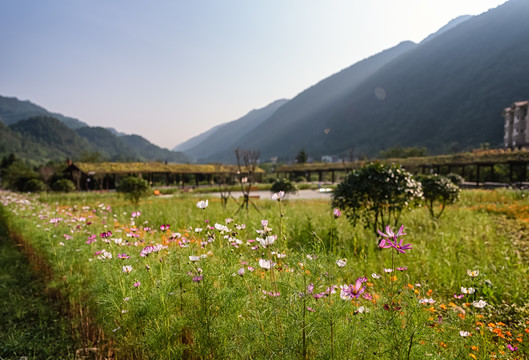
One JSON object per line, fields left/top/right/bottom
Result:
{"left": 133, "top": 281, "right": 141, "bottom": 287}
{"left": 333, "top": 208, "right": 341, "bottom": 218}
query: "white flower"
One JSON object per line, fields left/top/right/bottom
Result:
{"left": 194, "top": 227, "right": 203, "bottom": 233}
{"left": 384, "top": 268, "right": 393, "bottom": 273}
{"left": 472, "top": 300, "right": 487, "bottom": 308}
{"left": 461, "top": 287, "right": 475, "bottom": 294}
{"left": 271, "top": 191, "right": 285, "bottom": 201}
{"left": 258, "top": 235, "right": 276, "bottom": 248}
{"left": 371, "top": 273, "right": 381, "bottom": 279}
{"left": 336, "top": 258, "right": 347, "bottom": 268}
{"left": 357, "top": 306, "right": 369, "bottom": 313}
{"left": 419, "top": 298, "right": 436, "bottom": 304}
{"left": 189, "top": 255, "right": 201, "bottom": 262}
{"left": 122, "top": 265, "right": 133, "bottom": 274}
{"left": 196, "top": 200, "right": 208, "bottom": 209}
{"left": 459, "top": 331, "right": 470, "bottom": 337}
{"left": 215, "top": 223, "right": 229, "bottom": 232}
{"left": 258, "top": 259, "right": 276, "bottom": 269}
{"left": 467, "top": 269, "right": 479, "bottom": 277}
{"left": 97, "top": 250, "right": 112, "bottom": 260}
{"left": 113, "top": 238, "right": 123, "bottom": 245}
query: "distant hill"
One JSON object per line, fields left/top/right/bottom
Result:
{"left": 0, "top": 95, "right": 192, "bottom": 164}
{"left": 0, "top": 95, "right": 88, "bottom": 129}
{"left": 75, "top": 126, "right": 140, "bottom": 161}
{"left": 120, "top": 134, "right": 192, "bottom": 163}
{"left": 181, "top": 1, "right": 529, "bottom": 162}
{"left": 176, "top": 99, "right": 289, "bottom": 162}
{"left": 7, "top": 116, "right": 96, "bottom": 162}
{"left": 179, "top": 40, "right": 416, "bottom": 163}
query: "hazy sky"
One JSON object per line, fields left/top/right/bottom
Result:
{"left": 0, "top": 0, "right": 507, "bottom": 150}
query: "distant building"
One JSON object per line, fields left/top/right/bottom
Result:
{"left": 503, "top": 101, "right": 529, "bottom": 148}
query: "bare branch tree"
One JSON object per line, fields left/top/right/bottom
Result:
{"left": 234, "top": 147, "right": 260, "bottom": 213}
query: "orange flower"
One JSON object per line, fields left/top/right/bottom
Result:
{"left": 525, "top": 329, "right": 529, "bottom": 333}
{"left": 458, "top": 313, "right": 466, "bottom": 319}
{"left": 439, "top": 342, "right": 447, "bottom": 348}
{"left": 427, "top": 289, "right": 433, "bottom": 295}
{"left": 476, "top": 322, "right": 484, "bottom": 326}
{"left": 516, "top": 338, "right": 523, "bottom": 343}
{"left": 469, "top": 354, "right": 477, "bottom": 359}
{"left": 505, "top": 331, "right": 512, "bottom": 337}
{"left": 497, "top": 322, "right": 506, "bottom": 326}
{"left": 488, "top": 323, "right": 496, "bottom": 328}
{"left": 476, "top": 314, "right": 484, "bottom": 318}
{"left": 471, "top": 346, "right": 478, "bottom": 351}
{"left": 407, "top": 283, "right": 414, "bottom": 289}
{"left": 440, "top": 304, "right": 447, "bottom": 310}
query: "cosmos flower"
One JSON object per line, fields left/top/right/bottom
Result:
{"left": 333, "top": 208, "right": 341, "bottom": 218}
{"left": 461, "top": 287, "right": 475, "bottom": 294}
{"left": 122, "top": 265, "right": 133, "bottom": 274}
{"left": 467, "top": 270, "right": 479, "bottom": 277}
{"left": 472, "top": 300, "right": 487, "bottom": 308}
{"left": 196, "top": 200, "right": 209, "bottom": 209}
{"left": 271, "top": 191, "right": 285, "bottom": 201}
{"left": 258, "top": 259, "right": 276, "bottom": 269}
{"left": 336, "top": 258, "right": 347, "bottom": 267}
{"left": 459, "top": 331, "right": 470, "bottom": 337}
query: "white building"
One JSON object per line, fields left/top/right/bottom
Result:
{"left": 503, "top": 101, "right": 529, "bottom": 148}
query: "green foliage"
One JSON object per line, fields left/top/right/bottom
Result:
{"left": 446, "top": 172, "right": 464, "bottom": 186}
{"left": 332, "top": 162, "right": 423, "bottom": 233}
{"left": 416, "top": 174, "right": 460, "bottom": 219}
{"left": 51, "top": 179, "right": 76, "bottom": 193}
{"left": 22, "top": 178, "right": 47, "bottom": 193}
{"left": 117, "top": 176, "right": 151, "bottom": 204}
{"left": 378, "top": 145, "right": 428, "bottom": 159}
{"left": 1, "top": 160, "right": 42, "bottom": 192}
{"left": 295, "top": 149, "right": 308, "bottom": 164}
{"left": 270, "top": 178, "right": 297, "bottom": 195}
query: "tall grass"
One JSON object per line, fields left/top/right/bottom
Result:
{"left": 1, "top": 189, "right": 528, "bottom": 359}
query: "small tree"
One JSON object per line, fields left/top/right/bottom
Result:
{"left": 117, "top": 176, "right": 151, "bottom": 204}
{"left": 416, "top": 174, "right": 460, "bottom": 219}
{"left": 271, "top": 178, "right": 297, "bottom": 196}
{"left": 295, "top": 149, "right": 308, "bottom": 164}
{"left": 51, "top": 179, "right": 76, "bottom": 193}
{"left": 332, "top": 162, "right": 422, "bottom": 234}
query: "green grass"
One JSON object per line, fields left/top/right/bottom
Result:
{"left": 0, "top": 211, "right": 76, "bottom": 359}
{"left": 1, "top": 189, "right": 529, "bottom": 359}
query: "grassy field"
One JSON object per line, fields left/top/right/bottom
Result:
{"left": 1, "top": 189, "right": 528, "bottom": 359}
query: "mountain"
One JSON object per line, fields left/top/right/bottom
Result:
{"left": 7, "top": 116, "right": 97, "bottom": 162}
{"left": 420, "top": 15, "right": 473, "bottom": 44}
{"left": 191, "top": 0, "right": 527, "bottom": 161}
{"left": 120, "top": 134, "right": 192, "bottom": 163}
{"left": 0, "top": 95, "right": 192, "bottom": 164}
{"left": 0, "top": 95, "right": 88, "bottom": 129}
{"left": 75, "top": 127, "right": 140, "bottom": 161}
{"left": 176, "top": 99, "right": 289, "bottom": 162}
{"left": 179, "top": 40, "right": 416, "bottom": 163}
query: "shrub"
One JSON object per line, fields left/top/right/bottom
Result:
{"left": 22, "top": 178, "right": 47, "bottom": 193}
{"left": 270, "top": 178, "right": 297, "bottom": 195}
{"left": 51, "top": 179, "right": 76, "bottom": 193}
{"left": 332, "top": 162, "right": 422, "bottom": 234}
{"left": 446, "top": 173, "right": 464, "bottom": 186}
{"left": 416, "top": 174, "right": 460, "bottom": 219}
{"left": 117, "top": 176, "right": 151, "bottom": 204}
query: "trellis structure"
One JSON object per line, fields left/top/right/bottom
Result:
{"left": 67, "top": 161, "right": 264, "bottom": 190}
{"left": 275, "top": 148, "right": 529, "bottom": 187}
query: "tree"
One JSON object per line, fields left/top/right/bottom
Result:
{"left": 214, "top": 163, "right": 236, "bottom": 208}
{"left": 332, "top": 162, "right": 422, "bottom": 234}
{"left": 117, "top": 176, "right": 151, "bottom": 204}
{"left": 235, "top": 148, "right": 260, "bottom": 213}
{"left": 271, "top": 178, "right": 297, "bottom": 196}
{"left": 416, "top": 174, "right": 460, "bottom": 219}
{"left": 295, "top": 149, "right": 308, "bottom": 164}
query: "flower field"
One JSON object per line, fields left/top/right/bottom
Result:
{"left": 1, "top": 189, "right": 528, "bottom": 359}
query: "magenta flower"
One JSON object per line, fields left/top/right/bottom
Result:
{"left": 118, "top": 253, "right": 130, "bottom": 259}
{"left": 377, "top": 225, "right": 412, "bottom": 254}
{"left": 396, "top": 267, "right": 408, "bottom": 271}
{"left": 160, "top": 224, "right": 170, "bottom": 231}
{"left": 333, "top": 208, "right": 341, "bottom": 218}
{"left": 133, "top": 281, "right": 141, "bottom": 287}
{"left": 507, "top": 344, "right": 518, "bottom": 351}
{"left": 342, "top": 279, "right": 366, "bottom": 299}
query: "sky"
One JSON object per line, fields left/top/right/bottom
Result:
{"left": 0, "top": 0, "right": 508, "bottom": 150}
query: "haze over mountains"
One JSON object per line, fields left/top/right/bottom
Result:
{"left": 176, "top": 0, "right": 529, "bottom": 163}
